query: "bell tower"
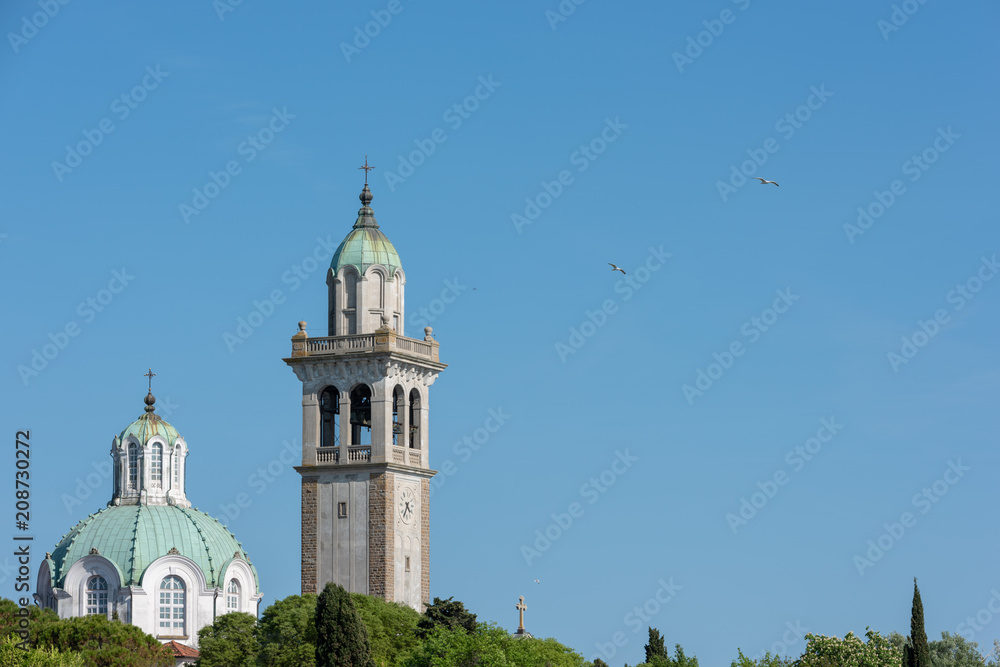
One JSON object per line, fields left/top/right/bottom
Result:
{"left": 285, "top": 174, "right": 446, "bottom": 611}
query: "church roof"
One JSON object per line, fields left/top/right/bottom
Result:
{"left": 48, "top": 504, "right": 258, "bottom": 591}
{"left": 330, "top": 183, "right": 402, "bottom": 277}
{"left": 118, "top": 397, "right": 181, "bottom": 447}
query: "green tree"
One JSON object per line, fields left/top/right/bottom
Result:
{"left": 257, "top": 594, "right": 317, "bottom": 667}
{"left": 508, "top": 635, "right": 589, "bottom": 667}
{"left": 798, "top": 628, "right": 901, "bottom": 667}
{"left": 351, "top": 593, "right": 421, "bottom": 667}
{"left": 196, "top": 612, "right": 258, "bottom": 667}
{"left": 593, "top": 659, "right": 610, "bottom": 667}
{"left": 31, "top": 614, "right": 173, "bottom": 667}
{"left": 315, "top": 583, "right": 373, "bottom": 667}
{"left": 415, "top": 597, "right": 477, "bottom": 639}
{"left": 645, "top": 628, "right": 669, "bottom": 666}
{"left": 730, "top": 648, "right": 795, "bottom": 666}
{"left": 905, "top": 578, "right": 930, "bottom": 667}
{"left": 928, "top": 632, "right": 988, "bottom": 667}
{"left": 0, "top": 634, "right": 86, "bottom": 666}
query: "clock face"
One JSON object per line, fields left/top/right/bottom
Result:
{"left": 398, "top": 487, "right": 416, "bottom": 524}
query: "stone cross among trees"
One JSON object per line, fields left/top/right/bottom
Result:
{"left": 516, "top": 596, "right": 526, "bottom": 632}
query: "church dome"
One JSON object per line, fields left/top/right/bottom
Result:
{"left": 118, "top": 409, "right": 180, "bottom": 447}
{"left": 46, "top": 505, "right": 258, "bottom": 590}
{"left": 331, "top": 183, "right": 402, "bottom": 277}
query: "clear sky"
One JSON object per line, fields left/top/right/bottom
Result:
{"left": 2, "top": 1, "right": 999, "bottom": 665}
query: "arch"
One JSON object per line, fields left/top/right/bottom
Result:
{"left": 392, "top": 385, "right": 406, "bottom": 447}
{"left": 86, "top": 575, "right": 108, "bottom": 616}
{"left": 128, "top": 442, "right": 139, "bottom": 489}
{"left": 320, "top": 386, "right": 341, "bottom": 449}
{"left": 151, "top": 442, "right": 163, "bottom": 488}
{"left": 349, "top": 384, "right": 372, "bottom": 446}
{"left": 158, "top": 575, "right": 186, "bottom": 636}
{"left": 408, "top": 388, "right": 422, "bottom": 449}
{"left": 226, "top": 578, "right": 240, "bottom": 612}
{"left": 370, "top": 268, "right": 385, "bottom": 310}
{"left": 343, "top": 268, "right": 359, "bottom": 334}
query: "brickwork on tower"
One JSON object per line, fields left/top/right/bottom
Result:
{"left": 368, "top": 471, "right": 395, "bottom": 600}
{"left": 301, "top": 479, "right": 318, "bottom": 594}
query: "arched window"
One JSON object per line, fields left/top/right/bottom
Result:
{"left": 151, "top": 443, "right": 163, "bottom": 487}
{"left": 227, "top": 579, "right": 240, "bottom": 612}
{"left": 128, "top": 443, "right": 139, "bottom": 489}
{"left": 373, "top": 271, "right": 385, "bottom": 309}
{"left": 158, "top": 576, "right": 185, "bottom": 635}
{"left": 86, "top": 575, "right": 108, "bottom": 616}
{"left": 349, "top": 385, "right": 372, "bottom": 446}
{"left": 409, "top": 389, "right": 422, "bottom": 449}
{"left": 392, "top": 386, "right": 405, "bottom": 447}
{"left": 320, "top": 387, "right": 340, "bottom": 449}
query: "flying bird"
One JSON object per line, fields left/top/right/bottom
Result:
{"left": 754, "top": 177, "right": 779, "bottom": 187}
{"left": 534, "top": 579, "right": 541, "bottom": 584}
{"left": 608, "top": 263, "right": 626, "bottom": 275}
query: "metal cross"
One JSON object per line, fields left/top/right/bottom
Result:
{"left": 144, "top": 368, "right": 156, "bottom": 392}
{"left": 358, "top": 156, "right": 374, "bottom": 184}
{"left": 516, "top": 596, "right": 526, "bottom": 631}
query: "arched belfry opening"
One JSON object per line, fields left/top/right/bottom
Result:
{"left": 408, "top": 388, "right": 421, "bottom": 449}
{"left": 320, "top": 387, "right": 340, "bottom": 449}
{"left": 349, "top": 385, "right": 372, "bottom": 446}
{"left": 392, "top": 386, "right": 405, "bottom": 447}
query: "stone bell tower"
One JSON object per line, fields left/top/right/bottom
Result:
{"left": 285, "top": 171, "right": 446, "bottom": 611}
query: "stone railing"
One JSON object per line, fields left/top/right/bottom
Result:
{"left": 315, "top": 446, "right": 372, "bottom": 464}
{"left": 289, "top": 324, "right": 440, "bottom": 362}
{"left": 316, "top": 447, "right": 339, "bottom": 463}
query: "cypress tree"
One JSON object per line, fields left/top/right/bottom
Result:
{"left": 645, "top": 627, "right": 669, "bottom": 665}
{"left": 906, "top": 577, "right": 930, "bottom": 667}
{"left": 315, "top": 582, "right": 373, "bottom": 667}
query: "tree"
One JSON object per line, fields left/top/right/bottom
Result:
{"left": 31, "top": 614, "right": 174, "bottom": 667}
{"left": 730, "top": 648, "right": 795, "bottom": 666}
{"left": 905, "top": 578, "right": 930, "bottom": 667}
{"left": 315, "top": 582, "right": 374, "bottom": 667}
{"left": 351, "top": 593, "right": 422, "bottom": 667}
{"left": 646, "top": 628, "right": 669, "bottom": 665}
{"left": 195, "top": 612, "right": 258, "bottom": 667}
{"left": 257, "top": 594, "right": 318, "bottom": 667}
{"left": 509, "top": 635, "right": 589, "bottom": 667}
{"left": 0, "top": 634, "right": 85, "bottom": 666}
{"left": 415, "top": 597, "right": 477, "bottom": 639}
{"left": 594, "top": 659, "right": 610, "bottom": 667}
{"left": 798, "top": 628, "right": 901, "bottom": 667}
{"left": 928, "top": 632, "right": 988, "bottom": 667}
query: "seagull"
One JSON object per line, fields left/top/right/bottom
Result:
{"left": 608, "top": 263, "right": 626, "bottom": 275}
{"left": 534, "top": 579, "right": 541, "bottom": 584}
{"left": 754, "top": 177, "right": 779, "bottom": 187}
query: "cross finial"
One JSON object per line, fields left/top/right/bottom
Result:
{"left": 516, "top": 595, "right": 526, "bottom": 631}
{"left": 144, "top": 368, "right": 156, "bottom": 392}
{"left": 358, "top": 155, "right": 374, "bottom": 184}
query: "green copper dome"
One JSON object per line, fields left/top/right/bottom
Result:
{"left": 119, "top": 393, "right": 180, "bottom": 446}
{"left": 330, "top": 184, "right": 402, "bottom": 277}
{"left": 47, "top": 505, "right": 259, "bottom": 590}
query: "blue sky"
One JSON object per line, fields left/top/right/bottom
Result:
{"left": 2, "top": 1, "right": 999, "bottom": 665}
